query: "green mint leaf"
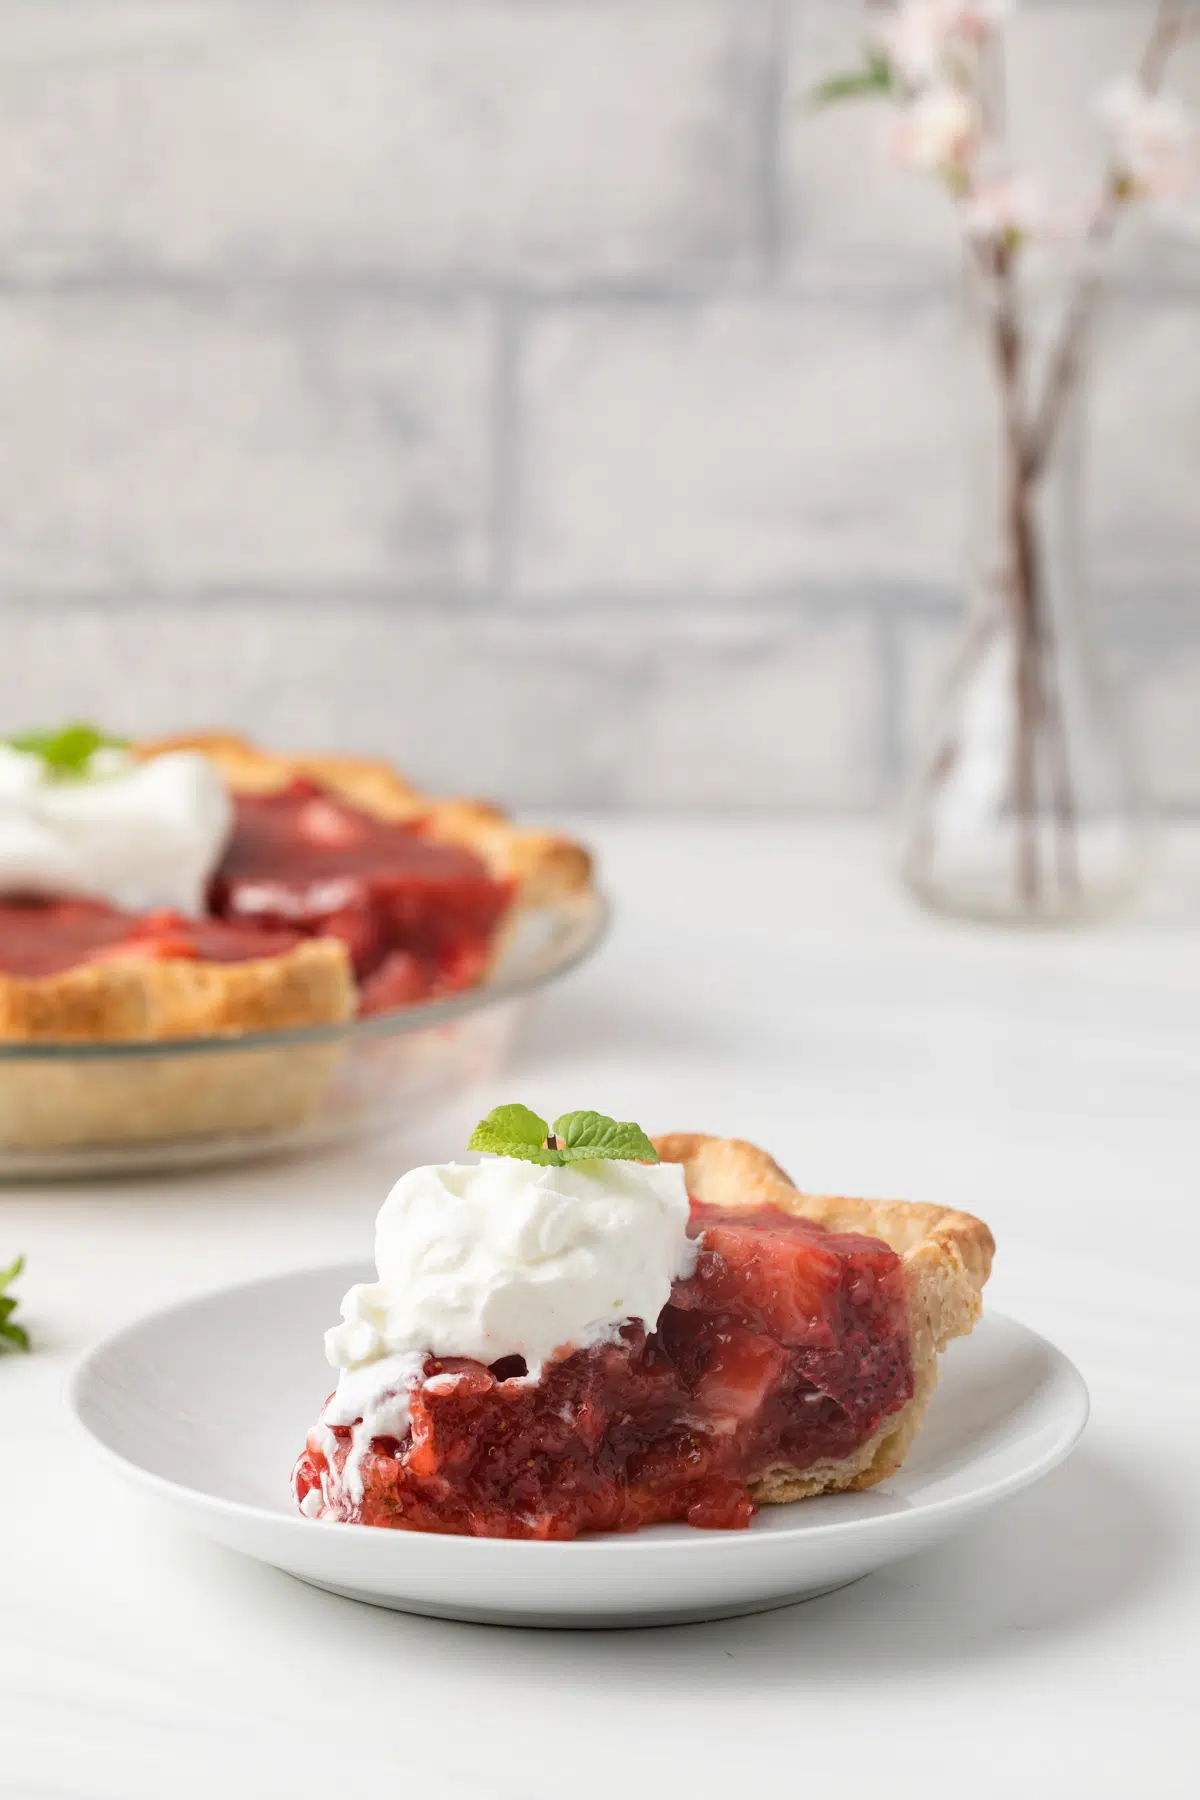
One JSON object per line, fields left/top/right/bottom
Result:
{"left": 0, "top": 1255, "right": 28, "bottom": 1354}
{"left": 553, "top": 1111, "right": 659, "bottom": 1165}
{"left": 7, "top": 722, "right": 129, "bottom": 779}
{"left": 810, "top": 52, "right": 893, "bottom": 109}
{"left": 468, "top": 1103, "right": 563, "bottom": 1164}
{"left": 468, "top": 1106, "right": 659, "bottom": 1166}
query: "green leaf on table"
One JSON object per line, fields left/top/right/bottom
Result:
{"left": 7, "top": 722, "right": 129, "bottom": 779}
{"left": 0, "top": 1255, "right": 29, "bottom": 1354}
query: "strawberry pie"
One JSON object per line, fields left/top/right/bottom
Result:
{"left": 293, "top": 1113, "right": 993, "bottom": 1539}
{"left": 0, "top": 731, "right": 592, "bottom": 1149}
{"left": 0, "top": 729, "right": 592, "bottom": 1044}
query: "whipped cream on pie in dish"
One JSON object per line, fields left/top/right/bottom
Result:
{"left": 321, "top": 1153, "right": 696, "bottom": 1503}
{"left": 0, "top": 744, "right": 232, "bottom": 916}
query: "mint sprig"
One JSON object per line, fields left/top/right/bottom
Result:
{"left": 0, "top": 1256, "right": 29, "bottom": 1354}
{"left": 7, "top": 722, "right": 129, "bottom": 779}
{"left": 469, "top": 1103, "right": 566, "bottom": 1166}
{"left": 468, "top": 1105, "right": 658, "bottom": 1167}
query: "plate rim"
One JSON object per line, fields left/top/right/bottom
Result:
{"left": 68, "top": 1262, "right": 1090, "bottom": 1557}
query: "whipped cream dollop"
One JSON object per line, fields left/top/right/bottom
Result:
{"left": 321, "top": 1155, "right": 696, "bottom": 1501}
{"left": 0, "top": 745, "right": 233, "bottom": 916}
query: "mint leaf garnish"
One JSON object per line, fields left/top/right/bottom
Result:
{"left": 553, "top": 1111, "right": 658, "bottom": 1165}
{"left": 0, "top": 1255, "right": 29, "bottom": 1354}
{"left": 7, "top": 722, "right": 129, "bottom": 779}
{"left": 468, "top": 1104, "right": 564, "bottom": 1165}
{"left": 468, "top": 1105, "right": 658, "bottom": 1167}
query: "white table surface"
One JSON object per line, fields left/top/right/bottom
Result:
{"left": 3, "top": 821, "right": 1197, "bottom": 1800}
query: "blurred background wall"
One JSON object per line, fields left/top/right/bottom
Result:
{"left": 0, "top": 0, "right": 1195, "bottom": 811}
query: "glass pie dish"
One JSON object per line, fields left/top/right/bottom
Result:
{"left": 0, "top": 888, "right": 607, "bottom": 1179}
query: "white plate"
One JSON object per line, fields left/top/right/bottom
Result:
{"left": 70, "top": 1264, "right": 1089, "bottom": 1629}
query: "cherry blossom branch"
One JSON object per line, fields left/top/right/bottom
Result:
{"left": 1025, "top": 0, "right": 1196, "bottom": 477}
{"left": 1141, "top": 0, "right": 1197, "bottom": 86}
{"left": 812, "top": 3, "right": 1195, "bottom": 908}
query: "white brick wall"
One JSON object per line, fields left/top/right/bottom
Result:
{"left": 1093, "top": 300, "right": 1200, "bottom": 588}
{"left": 0, "top": 2, "right": 770, "bottom": 284}
{"left": 0, "top": 599, "right": 885, "bottom": 810}
{"left": 0, "top": 0, "right": 1195, "bottom": 810}
{"left": 517, "top": 298, "right": 959, "bottom": 596}
{"left": 0, "top": 296, "right": 493, "bottom": 591}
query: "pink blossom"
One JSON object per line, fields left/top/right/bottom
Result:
{"left": 954, "top": 1, "right": 1013, "bottom": 42}
{"left": 961, "top": 173, "right": 1049, "bottom": 240}
{"left": 890, "top": 85, "right": 980, "bottom": 175}
{"left": 876, "top": 1, "right": 1012, "bottom": 87}
{"left": 1096, "top": 78, "right": 1197, "bottom": 201}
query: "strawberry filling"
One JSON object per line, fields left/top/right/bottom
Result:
{"left": 0, "top": 895, "right": 305, "bottom": 978}
{"left": 0, "top": 778, "right": 514, "bottom": 1012}
{"left": 211, "top": 780, "right": 514, "bottom": 1011}
{"left": 293, "top": 1200, "right": 913, "bottom": 1538}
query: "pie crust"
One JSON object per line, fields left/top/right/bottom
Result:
{"left": 0, "top": 734, "right": 594, "bottom": 1151}
{"left": 0, "top": 937, "right": 353, "bottom": 1045}
{"left": 134, "top": 733, "right": 594, "bottom": 907}
{"left": 653, "top": 1133, "right": 994, "bottom": 1502}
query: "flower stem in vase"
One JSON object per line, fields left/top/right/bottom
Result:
{"left": 812, "top": 0, "right": 1190, "bottom": 921}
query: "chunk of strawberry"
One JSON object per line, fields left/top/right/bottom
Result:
{"left": 359, "top": 949, "right": 432, "bottom": 1013}
{"left": 296, "top": 795, "right": 368, "bottom": 848}
{"left": 692, "top": 1208, "right": 844, "bottom": 1344}
{"left": 695, "top": 1325, "right": 789, "bottom": 1427}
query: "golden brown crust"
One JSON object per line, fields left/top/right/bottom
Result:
{"left": 0, "top": 938, "right": 355, "bottom": 1044}
{"left": 134, "top": 732, "right": 594, "bottom": 905}
{"left": 652, "top": 1133, "right": 994, "bottom": 1505}
{"left": 0, "top": 938, "right": 355, "bottom": 1149}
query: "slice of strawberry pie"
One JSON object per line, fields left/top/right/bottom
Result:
{"left": 293, "top": 1108, "right": 993, "bottom": 1538}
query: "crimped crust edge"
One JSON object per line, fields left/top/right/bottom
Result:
{"left": 0, "top": 937, "right": 354, "bottom": 1043}
{"left": 135, "top": 731, "right": 594, "bottom": 905}
{"left": 652, "top": 1132, "right": 994, "bottom": 1505}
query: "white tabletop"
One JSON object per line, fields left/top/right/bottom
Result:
{"left": 3, "top": 821, "right": 1197, "bottom": 1800}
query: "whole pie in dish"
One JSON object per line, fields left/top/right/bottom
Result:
{"left": 293, "top": 1113, "right": 993, "bottom": 1538}
{"left": 0, "top": 730, "right": 593, "bottom": 1148}
{"left": 0, "top": 730, "right": 591, "bottom": 1041}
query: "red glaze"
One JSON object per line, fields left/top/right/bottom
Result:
{"left": 0, "top": 895, "right": 305, "bottom": 977}
{"left": 211, "top": 780, "right": 513, "bottom": 1004}
{"left": 294, "top": 1200, "right": 913, "bottom": 1539}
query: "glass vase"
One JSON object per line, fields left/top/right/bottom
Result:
{"left": 900, "top": 263, "right": 1150, "bottom": 925}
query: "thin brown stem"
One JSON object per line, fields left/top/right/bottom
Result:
{"left": 978, "top": 242, "right": 1043, "bottom": 903}
{"left": 1012, "top": 2, "right": 1193, "bottom": 900}
{"left": 1027, "top": 0, "right": 1195, "bottom": 476}
{"left": 1140, "top": 0, "right": 1194, "bottom": 86}
{"left": 974, "top": 227, "right": 1083, "bottom": 909}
